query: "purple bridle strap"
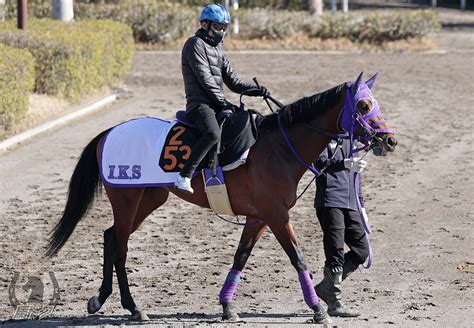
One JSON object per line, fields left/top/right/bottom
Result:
{"left": 298, "top": 270, "right": 319, "bottom": 308}
{"left": 278, "top": 114, "right": 321, "bottom": 176}
{"left": 219, "top": 269, "right": 241, "bottom": 304}
{"left": 354, "top": 173, "right": 373, "bottom": 269}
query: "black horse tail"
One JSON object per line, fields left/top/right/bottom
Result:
{"left": 45, "top": 129, "right": 110, "bottom": 258}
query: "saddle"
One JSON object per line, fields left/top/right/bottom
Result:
{"left": 157, "top": 110, "right": 259, "bottom": 173}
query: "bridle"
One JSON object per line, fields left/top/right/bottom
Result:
{"left": 275, "top": 82, "right": 395, "bottom": 177}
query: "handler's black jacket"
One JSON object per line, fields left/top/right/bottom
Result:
{"left": 181, "top": 29, "right": 254, "bottom": 112}
{"left": 314, "top": 140, "right": 364, "bottom": 210}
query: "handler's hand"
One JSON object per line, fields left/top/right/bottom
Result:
{"left": 361, "top": 207, "right": 369, "bottom": 222}
{"left": 344, "top": 158, "right": 367, "bottom": 173}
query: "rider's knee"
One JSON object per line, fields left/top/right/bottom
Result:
{"left": 205, "top": 130, "right": 220, "bottom": 143}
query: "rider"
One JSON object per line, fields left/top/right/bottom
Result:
{"left": 174, "top": 3, "right": 269, "bottom": 193}
{"left": 313, "top": 139, "right": 370, "bottom": 317}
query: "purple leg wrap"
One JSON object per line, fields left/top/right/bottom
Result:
{"left": 219, "top": 269, "right": 241, "bottom": 304}
{"left": 298, "top": 270, "right": 319, "bottom": 308}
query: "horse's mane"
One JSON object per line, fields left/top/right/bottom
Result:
{"left": 258, "top": 83, "right": 346, "bottom": 131}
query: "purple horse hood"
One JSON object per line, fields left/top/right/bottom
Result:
{"left": 339, "top": 73, "right": 395, "bottom": 146}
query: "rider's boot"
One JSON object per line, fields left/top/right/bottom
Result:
{"left": 174, "top": 175, "right": 194, "bottom": 194}
{"left": 315, "top": 266, "right": 361, "bottom": 317}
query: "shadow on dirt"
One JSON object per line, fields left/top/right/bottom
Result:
{"left": 1, "top": 311, "right": 314, "bottom": 326}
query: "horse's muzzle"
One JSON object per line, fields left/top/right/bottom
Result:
{"left": 371, "top": 134, "right": 397, "bottom": 156}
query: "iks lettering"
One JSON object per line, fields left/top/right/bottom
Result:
{"left": 108, "top": 165, "right": 141, "bottom": 180}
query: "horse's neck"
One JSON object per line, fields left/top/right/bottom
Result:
{"left": 282, "top": 97, "right": 344, "bottom": 180}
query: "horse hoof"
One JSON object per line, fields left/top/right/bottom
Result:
{"left": 312, "top": 316, "right": 331, "bottom": 325}
{"left": 87, "top": 296, "right": 102, "bottom": 314}
{"left": 312, "top": 303, "right": 331, "bottom": 325}
{"left": 222, "top": 312, "right": 240, "bottom": 322}
{"left": 131, "top": 311, "right": 149, "bottom": 321}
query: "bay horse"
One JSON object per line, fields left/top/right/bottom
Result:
{"left": 45, "top": 72, "right": 396, "bottom": 324}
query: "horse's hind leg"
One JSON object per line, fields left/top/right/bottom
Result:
{"left": 268, "top": 216, "right": 329, "bottom": 324}
{"left": 87, "top": 187, "right": 169, "bottom": 318}
{"left": 220, "top": 217, "right": 267, "bottom": 321}
{"left": 98, "top": 187, "right": 146, "bottom": 320}
{"left": 115, "top": 187, "right": 169, "bottom": 321}
{"left": 87, "top": 226, "right": 115, "bottom": 314}
{"left": 131, "top": 187, "right": 169, "bottom": 233}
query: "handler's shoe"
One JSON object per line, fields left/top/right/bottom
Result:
{"left": 327, "top": 300, "right": 361, "bottom": 317}
{"left": 174, "top": 175, "right": 194, "bottom": 194}
{"left": 315, "top": 265, "right": 360, "bottom": 317}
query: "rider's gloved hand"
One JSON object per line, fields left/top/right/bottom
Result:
{"left": 244, "top": 85, "right": 270, "bottom": 98}
{"left": 343, "top": 158, "right": 367, "bottom": 173}
{"left": 222, "top": 102, "right": 240, "bottom": 113}
{"left": 258, "top": 85, "right": 270, "bottom": 98}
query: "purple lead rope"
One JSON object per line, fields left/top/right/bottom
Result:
{"left": 354, "top": 172, "right": 373, "bottom": 269}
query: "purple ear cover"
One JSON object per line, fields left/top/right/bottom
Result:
{"left": 365, "top": 73, "right": 378, "bottom": 89}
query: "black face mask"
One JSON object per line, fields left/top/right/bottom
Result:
{"left": 209, "top": 29, "right": 225, "bottom": 46}
{"left": 196, "top": 27, "right": 225, "bottom": 47}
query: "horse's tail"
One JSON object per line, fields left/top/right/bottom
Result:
{"left": 45, "top": 129, "right": 110, "bottom": 258}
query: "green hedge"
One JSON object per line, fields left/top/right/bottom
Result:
{"left": 4, "top": 0, "right": 198, "bottom": 44}
{"left": 74, "top": 1, "right": 198, "bottom": 44}
{"left": 309, "top": 9, "right": 441, "bottom": 43}
{"left": 0, "top": 44, "right": 35, "bottom": 129}
{"left": 239, "top": 9, "right": 441, "bottom": 42}
{"left": 0, "top": 19, "right": 134, "bottom": 100}
{"left": 3, "top": 2, "right": 440, "bottom": 45}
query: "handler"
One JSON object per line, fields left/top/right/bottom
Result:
{"left": 313, "top": 139, "right": 370, "bottom": 317}
{"left": 174, "top": 3, "right": 269, "bottom": 194}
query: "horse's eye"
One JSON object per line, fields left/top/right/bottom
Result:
{"left": 357, "top": 100, "right": 371, "bottom": 115}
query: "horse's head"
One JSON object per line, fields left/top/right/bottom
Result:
{"left": 340, "top": 72, "right": 397, "bottom": 156}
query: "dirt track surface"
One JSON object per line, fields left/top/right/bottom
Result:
{"left": 0, "top": 31, "right": 473, "bottom": 327}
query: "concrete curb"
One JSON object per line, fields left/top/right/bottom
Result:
{"left": 0, "top": 94, "right": 117, "bottom": 153}
{"left": 139, "top": 49, "right": 452, "bottom": 55}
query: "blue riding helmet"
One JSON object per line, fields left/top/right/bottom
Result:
{"left": 199, "top": 3, "right": 230, "bottom": 25}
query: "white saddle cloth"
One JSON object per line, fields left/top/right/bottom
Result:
{"left": 100, "top": 117, "right": 248, "bottom": 187}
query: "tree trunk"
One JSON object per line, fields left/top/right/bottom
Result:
{"left": 0, "top": 0, "right": 5, "bottom": 23}
{"left": 306, "top": 0, "right": 322, "bottom": 16}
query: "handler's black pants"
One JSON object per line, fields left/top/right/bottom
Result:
{"left": 180, "top": 103, "right": 220, "bottom": 178}
{"left": 316, "top": 207, "right": 369, "bottom": 269}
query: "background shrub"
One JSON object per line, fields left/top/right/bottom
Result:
{"left": 3, "top": 1, "right": 440, "bottom": 45}
{"left": 4, "top": 0, "right": 198, "bottom": 44}
{"left": 239, "top": 8, "right": 440, "bottom": 43}
{"left": 0, "top": 19, "right": 133, "bottom": 100}
{"left": 238, "top": 8, "right": 315, "bottom": 40}
{"left": 74, "top": 1, "right": 198, "bottom": 43}
{"left": 0, "top": 44, "right": 35, "bottom": 129}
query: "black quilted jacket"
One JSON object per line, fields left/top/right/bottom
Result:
{"left": 181, "top": 29, "right": 255, "bottom": 113}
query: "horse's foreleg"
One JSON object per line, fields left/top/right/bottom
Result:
{"left": 220, "top": 217, "right": 267, "bottom": 321}
{"left": 87, "top": 226, "right": 114, "bottom": 314}
{"left": 269, "top": 218, "right": 330, "bottom": 324}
